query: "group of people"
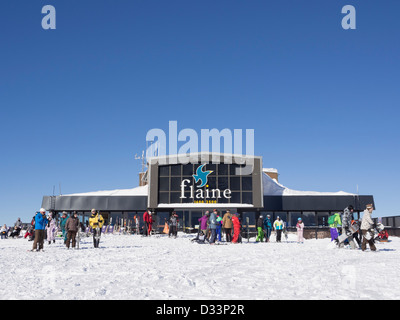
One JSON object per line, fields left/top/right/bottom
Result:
{"left": 1, "top": 218, "right": 23, "bottom": 239}
{"left": 256, "top": 215, "right": 305, "bottom": 244}
{"left": 196, "top": 209, "right": 242, "bottom": 244}
{"left": 27, "top": 208, "right": 105, "bottom": 251}
{"left": 329, "top": 204, "right": 384, "bottom": 251}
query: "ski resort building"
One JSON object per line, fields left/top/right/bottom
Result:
{"left": 41, "top": 153, "right": 375, "bottom": 238}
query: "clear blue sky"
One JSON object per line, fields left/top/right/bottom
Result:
{"left": 1, "top": 0, "right": 399, "bottom": 225}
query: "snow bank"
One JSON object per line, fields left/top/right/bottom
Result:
{"left": 0, "top": 234, "right": 399, "bottom": 300}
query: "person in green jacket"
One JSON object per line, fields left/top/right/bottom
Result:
{"left": 256, "top": 215, "right": 264, "bottom": 242}
{"left": 60, "top": 211, "right": 68, "bottom": 244}
{"left": 328, "top": 212, "right": 341, "bottom": 241}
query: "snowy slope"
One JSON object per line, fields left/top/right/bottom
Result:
{"left": 0, "top": 234, "right": 399, "bottom": 300}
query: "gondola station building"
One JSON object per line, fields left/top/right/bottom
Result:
{"left": 41, "top": 153, "right": 375, "bottom": 238}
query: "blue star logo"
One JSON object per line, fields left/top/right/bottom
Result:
{"left": 193, "top": 164, "right": 213, "bottom": 188}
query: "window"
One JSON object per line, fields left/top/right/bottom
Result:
{"left": 317, "top": 212, "right": 329, "bottom": 227}
{"left": 302, "top": 212, "right": 316, "bottom": 226}
{"left": 289, "top": 212, "right": 301, "bottom": 227}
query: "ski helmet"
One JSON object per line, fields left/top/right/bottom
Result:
{"left": 40, "top": 208, "right": 46, "bottom": 213}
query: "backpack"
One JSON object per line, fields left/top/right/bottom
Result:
{"left": 328, "top": 214, "right": 336, "bottom": 225}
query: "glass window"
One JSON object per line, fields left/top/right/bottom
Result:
{"left": 230, "top": 177, "right": 240, "bottom": 190}
{"left": 289, "top": 212, "right": 301, "bottom": 227}
{"left": 230, "top": 192, "right": 241, "bottom": 203}
{"left": 159, "top": 177, "right": 170, "bottom": 191}
{"left": 302, "top": 212, "right": 316, "bottom": 226}
{"left": 241, "top": 212, "right": 256, "bottom": 230}
{"left": 218, "top": 177, "right": 229, "bottom": 190}
{"left": 171, "top": 164, "right": 181, "bottom": 176}
{"left": 159, "top": 166, "right": 169, "bottom": 177}
{"left": 207, "top": 176, "right": 217, "bottom": 189}
{"left": 182, "top": 164, "right": 193, "bottom": 175}
{"left": 111, "top": 212, "right": 123, "bottom": 226}
{"left": 317, "top": 212, "right": 329, "bottom": 227}
{"left": 158, "top": 192, "right": 169, "bottom": 204}
{"left": 171, "top": 177, "right": 182, "bottom": 191}
{"left": 170, "top": 192, "right": 181, "bottom": 204}
{"left": 218, "top": 164, "right": 229, "bottom": 175}
{"left": 242, "top": 177, "right": 252, "bottom": 191}
{"left": 242, "top": 192, "right": 253, "bottom": 204}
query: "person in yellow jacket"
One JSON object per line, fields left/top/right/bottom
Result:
{"left": 89, "top": 209, "right": 104, "bottom": 248}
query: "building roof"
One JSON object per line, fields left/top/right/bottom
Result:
{"left": 63, "top": 172, "right": 354, "bottom": 197}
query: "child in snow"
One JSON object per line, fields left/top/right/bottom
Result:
{"left": 296, "top": 218, "right": 304, "bottom": 243}
{"left": 46, "top": 214, "right": 57, "bottom": 244}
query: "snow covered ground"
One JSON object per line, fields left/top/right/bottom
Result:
{"left": 0, "top": 232, "right": 399, "bottom": 300}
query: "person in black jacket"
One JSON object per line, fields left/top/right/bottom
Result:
{"left": 168, "top": 212, "right": 179, "bottom": 238}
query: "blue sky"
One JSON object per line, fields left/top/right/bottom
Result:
{"left": 1, "top": 0, "right": 399, "bottom": 225}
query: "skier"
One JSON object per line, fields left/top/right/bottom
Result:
{"left": 60, "top": 211, "right": 68, "bottom": 244}
{"left": 263, "top": 215, "right": 273, "bottom": 242}
{"left": 328, "top": 212, "right": 342, "bottom": 241}
{"left": 134, "top": 213, "right": 140, "bottom": 235}
{"left": 148, "top": 212, "right": 154, "bottom": 235}
{"left": 46, "top": 213, "right": 57, "bottom": 244}
{"left": 296, "top": 217, "right": 304, "bottom": 243}
{"left": 31, "top": 208, "right": 48, "bottom": 251}
{"left": 209, "top": 209, "right": 218, "bottom": 244}
{"left": 89, "top": 209, "right": 104, "bottom": 248}
{"left": 341, "top": 205, "right": 357, "bottom": 249}
{"left": 222, "top": 210, "right": 233, "bottom": 242}
{"left": 360, "top": 204, "right": 377, "bottom": 251}
{"left": 273, "top": 216, "right": 284, "bottom": 242}
{"left": 256, "top": 215, "right": 264, "bottom": 242}
{"left": 65, "top": 211, "right": 79, "bottom": 249}
{"left": 143, "top": 210, "right": 151, "bottom": 236}
{"left": 231, "top": 213, "right": 241, "bottom": 244}
{"left": 198, "top": 212, "right": 209, "bottom": 239}
{"left": 168, "top": 212, "right": 178, "bottom": 238}
{"left": 216, "top": 212, "right": 223, "bottom": 242}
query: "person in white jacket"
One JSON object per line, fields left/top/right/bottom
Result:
{"left": 360, "top": 204, "right": 376, "bottom": 251}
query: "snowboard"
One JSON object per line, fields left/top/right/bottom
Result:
{"left": 336, "top": 223, "right": 359, "bottom": 244}
{"left": 94, "top": 226, "right": 101, "bottom": 247}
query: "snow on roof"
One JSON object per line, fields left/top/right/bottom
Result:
{"left": 62, "top": 173, "right": 354, "bottom": 197}
{"left": 263, "top": 168, "right": 278, "bottom": 173}
{"left": 262, "top": 172, "right": 355, "bottom": 196}
{"left": 64, "top": 185, "right": 148, "bottom": 196}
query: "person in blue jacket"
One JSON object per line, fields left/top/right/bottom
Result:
{"left": 263, "top": 214, "right": 273, "bottom": 242}
{"left": 60, "top": 211, "right": 68, "bottom": 244}
{"left": 209, "top": 209, "right": 219, "bottom": 244}
{"left": 31, "top": 208, "right": 49, "bottom": 251}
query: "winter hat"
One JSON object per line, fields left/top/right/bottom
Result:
{"left": 40, "top": 208, "right": 46, "bottom": 213}
{"left": 298, "top": 217, "right": 302, "bottom": 221}
{"left": 366, "top": 204, "right": 373, "bottom": 209}
{"left": 259, "top": 215, "right": 263, "bottom": 219}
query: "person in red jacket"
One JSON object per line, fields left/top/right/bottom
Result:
{"left": 232, "top": 213, "right": 241, "bottom": 244}
{"left": 148, "top": 212, "right": 154, "bottom": 236}
{"left": 143, "top": 210, "right": 150, "bottom": 236}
